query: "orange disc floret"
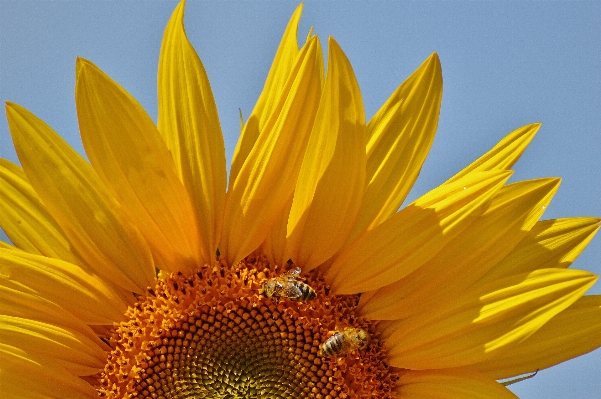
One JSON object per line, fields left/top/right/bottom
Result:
{"left": 97, "top": 256, "right": 398, "bottom": 398}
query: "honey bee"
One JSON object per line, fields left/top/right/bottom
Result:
{"left": 320, "top": 327, "right": 370, "bottom": 358}
{"left": 262, "top": 266, "right": 316, "bottom": 302}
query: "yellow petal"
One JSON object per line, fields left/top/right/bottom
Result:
{"left": 0, "top": 315, "right": 105, "bottom": 375}
{"left": 229, "top": 3, "right": 304, "bottom": 186}
{"left": 447, "top": 123, "right": 541, "bottom": 183}
{"left": 398, "top": 369, "right": 518, "bottom": 399}
{"left": 0, "top": 343, "right": 97, "bottom": 398}
{"left": 284, "top": 37, "right": 366, "bottom": 270}
{"left": 359, "top": 178, "right": 561, "bottom": 320}
{"left": 481, "top": 217, "right": 600, "bottom": 283}
{"left": 352, "top": 53, "right": 442, "bottom": 237}
{"left": 0, "top": 159, "right": 77, "bottom": 264}
{"left": 382, "top": 268, "right": 597, "bottom": 369}
{"left": 158, "top": 0, "right": 226, "bottom": 263}
{"left": 326, "top": 170, "right": 512, "bottom": 294}
{"left": 221, "top": 37, "right": 323, "bottom": 265}
{"left": 0, "top": 249, "right": 127, "bottom": 324}
{"left": 261, "top": 196, "right": 293, "bottom": 267}
{"left": 0, "top": 284, "right": 106, "bottom": 346}
{"left": 76, "top": 58, "right": 204, "bottom": 272}
{"left": 472, "top": 295, "right": 601, "bottom": 379}
{"left": 6, "top": 102, "right": 154, "bottom": 293}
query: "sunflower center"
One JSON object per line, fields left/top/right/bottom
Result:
{"left": 97, "top": 256, "right": 398, "bottom": 398}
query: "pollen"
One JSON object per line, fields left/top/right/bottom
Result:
{"left": 97, "top": 256, "right": 398, "bottom": 398}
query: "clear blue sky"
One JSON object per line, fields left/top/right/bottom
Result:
{"left": 1, "top": 1, "right": 600, "bottom": 397}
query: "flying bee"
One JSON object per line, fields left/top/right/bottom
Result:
{"left": 262, "top": 266, "right": 317, "bottom": 302}
{"left": 320, "top": 327, "right": 370, "bottom": 358}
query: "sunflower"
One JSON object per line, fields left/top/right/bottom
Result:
{"left": 1, "top": 1, "right": 600, "bottom": 398}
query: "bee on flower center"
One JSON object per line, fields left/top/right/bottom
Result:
{"left": 262, "top": 265, "right": 317, "bottom": 302}
{"left": 320, "top": 327, "right": 370, "bottom": 358}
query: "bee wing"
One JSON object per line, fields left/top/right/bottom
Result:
{"left": 263, "top": 280, "right": 283, "bottom": 297}
{"left": 282, "top": 267, "right": 302, "bottom": 279}
{"left": 281, "top": 284, "right": 303, "bottom": 299}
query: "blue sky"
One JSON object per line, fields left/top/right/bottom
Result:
{"left": 1, "top": 1, "right": 600, "bottom": 397}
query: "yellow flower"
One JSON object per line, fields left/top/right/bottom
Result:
{"left": 1, "top": 1, "right": 600, "bottom": 398}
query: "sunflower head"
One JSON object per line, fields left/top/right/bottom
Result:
{"left": 97, "top": 257, "right": 397, "bottom": 398}
{"left": 1, "top": 1, "right": 600, "bottom": 399}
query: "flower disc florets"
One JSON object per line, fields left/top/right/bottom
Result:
{"left": 98, "top": 256, "right": 399, "bottom": 398}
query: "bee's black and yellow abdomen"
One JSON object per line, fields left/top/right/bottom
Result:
{"left": 320, "top": 332, "right": 345, "bottom": 356}
{"left": 292, "top": 282, "right": 317, "bottom": 301}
